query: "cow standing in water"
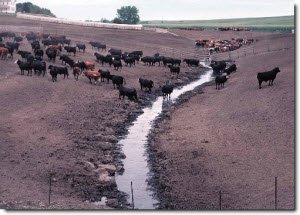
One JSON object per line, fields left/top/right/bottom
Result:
{"left": 162, "top": 83, "right": 174, "bottom": 99}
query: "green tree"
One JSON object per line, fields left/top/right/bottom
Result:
{"left": 16, "top": 2, "right": 56, "bottom": 17}
{"left": 115, "top": 6, "right": 140, "bottom": 24}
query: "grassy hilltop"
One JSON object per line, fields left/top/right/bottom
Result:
{"left": 141, "top": 16, "right": 294, "bottom": 31}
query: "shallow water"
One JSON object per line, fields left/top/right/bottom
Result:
{"left": 115, "top": 62, "right": 213, "bottom": 209}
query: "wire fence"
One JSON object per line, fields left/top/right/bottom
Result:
{"left": 211, "top": 42, "right": 294, "bottom": 62}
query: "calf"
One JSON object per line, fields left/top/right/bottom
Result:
{"left": 215, "top": 75, "right": 228, "bottom": 89}
{"left": 139, "top": 78, "right": 154, "bottom": 92}
{"left": 118, "top": 86, "right": 138, "bottom": 101}
{"left": 257, "top": 67, "right": 280, "bottom": 89}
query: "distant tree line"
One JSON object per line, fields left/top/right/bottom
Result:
{"left": 16, "top": 2, "right": 56, "bottom": 17}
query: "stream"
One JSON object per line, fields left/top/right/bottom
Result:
{"left": 115, "top": 62, "right": 213, "bottom": 209}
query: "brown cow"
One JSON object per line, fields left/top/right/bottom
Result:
{"left": 83, "top": 70, "right": 100, "bottom": 84}
{"left": 84, "top": 61, "right": 95, "bottom": 70}
{"left": 0, "top": 47, "right": 9, "bottom": 60}
{"left": 73, "top": 67, "right": 81, "bottom": 81}
{"left": 48, "top": 45, "right": 62, "bottom": 52}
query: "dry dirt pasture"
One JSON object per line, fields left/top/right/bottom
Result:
{"left": 149, "top": 32, "right": 294, "bottom": 209}
{"left": 0, "top": 16, "right": 295, "bottom": 210}
{"left": 0, "top": 16, "right": 207, "bottom": 209}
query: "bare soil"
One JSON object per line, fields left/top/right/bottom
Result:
{"left": 0, "top": 16, "right": 294, "bottom": 210}
{"left": 0, "top": 16, "right": 207, "bottom": 209}
{"left": 149, "top": 31, "right": 294, "bottom": 209}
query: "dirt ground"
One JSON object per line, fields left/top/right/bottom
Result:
{"left": 149, "top": 31, "right": 294, "bottom": 209}
{"left": 0, "top": 15, "right": 294, "bottom": 210}
{"left": 0, "top": 16, "right": 207, "bottom": 209}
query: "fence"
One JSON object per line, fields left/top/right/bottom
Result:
{"left": 211, "top": 41, "right": 294, "bottom": 62}
{"left": 16, "top": 13, "right": 143, "bottom": 30}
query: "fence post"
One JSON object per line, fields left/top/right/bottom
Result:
{"left": 131, "top": 181, "right": 135, "bottom": 209}
{"left": 275, "top": 177, "right": 278, "bottom": 210}
{"left": 219, "top": 190, "right": 222, "bottom": 210}
{"left": 48, "top": 173, "right": 52, "bottom": 206}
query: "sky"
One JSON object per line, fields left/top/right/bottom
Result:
{"left": 17, "top": 0, "right": 294, "bottom": 21}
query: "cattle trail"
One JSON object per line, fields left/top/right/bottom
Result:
{"left": 115, "top": 62, "right": 213, "bottom": 209}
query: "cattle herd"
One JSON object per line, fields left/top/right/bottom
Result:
{"left": 195, "top": 38, "right": 255, "bottom": 53}
{"left": 0, "top": 31, "right": 280, "bottom": 103}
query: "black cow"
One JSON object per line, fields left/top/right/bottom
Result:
{"left": 6, "top": 42, "right": 19, "bottom": 52}
{"left": 76, "top": 43, "right": 86, "bottom": 52}
{"left": 31, "top": 41, "right": 40, "bottom": 50}
{"left": 129, "top": 51, "right": 143, "bottom": 57}
{"left": 98, "top": 69, "right": 111, "bottom": 83}
{"left": 168, "top": 65, "right": 180, "bottom": 77}
{"left": 48, "top": 65, "right": 69, "bottom": 81}
{"left": 17, "top": 50, "right": 31, "bottom": 59}
{"left": 210, "top": 60, "right": 227, "bottom": 75}
{"left": 162, "top": 57, "right": 174, "bottom": 66}
{"left": 89, "top": 41, "right": 106, "bottom": 51}
{"left": 124, "top": 57, "right": 135, "bottom": 67}
{"left": 215, "top": 75, "right": 228, "bottom": 89}
{"left": 139, "top": 78, "right": 154, "bottom": 92}
{"left": 224, "top": 64, "right": 237, "bottom": 75}
{"left": 34, "top": 49, "right": 44, "bottom": 58}
{"left": 141, "top": 56, "right": 154, "bottom": 66}
{"left": 73, "top": 61, "right": 86, "bottom": 70}
{"left": 111, "top": 75, "right": 126, "bottom": 89}
{"left": 26, "top": 54, "right": 35, "bottom": 64}
{"left": 162, "top": 84, "right": 174, "bottom": 99}
{"left": 32, "top": 60, "right": 46, "bottom": 76}
{"left": 64, "top": 46, "right": 76, "bottom": 56}
{"left": 16, "top": 60, "right": 32, "bottom": 76}
{"left": 60, "top": 55, "right": 74, "bottom": 68}
{"left": 113, "top": 60, "right": 122, "bottom": 70}
{"left": 118, "top": 86, "right": 138, "bottom": 101}
{"left": 183, "top": 58, "right": 199, "bottom": 67}
{"left": 14, "top": 36, "right": 23, "bottom": 42}
{"left": 108, "top": 48, "right": 122, "bottom": 56}
{"left": 257, "top": 67, "right": 280, "bottom": 89}
{"left": 46, "top": 48, "right": 57, "bottom": 62}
